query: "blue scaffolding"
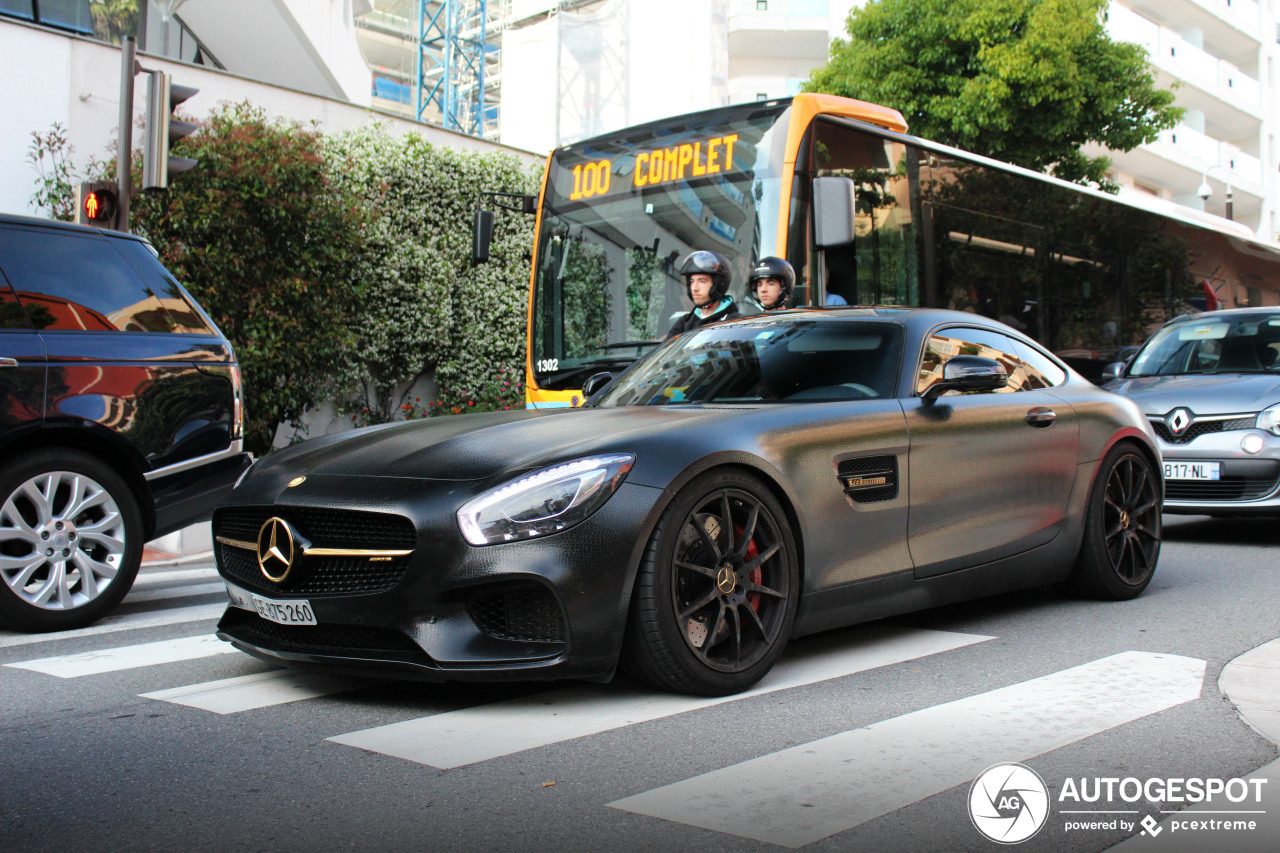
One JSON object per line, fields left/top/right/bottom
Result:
{"left": 414, "top": 0, "right": 497, "bottom": 138}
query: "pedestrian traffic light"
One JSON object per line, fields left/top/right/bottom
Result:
{"left": 77, "top": 181, "right": 120, "bottom": 229}
{"left": 142, "top": 70, "right": 199, "bottom": 190}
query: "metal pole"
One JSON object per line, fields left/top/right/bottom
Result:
{"left": 117, "top": 35, "right": 137, "bottom": 232}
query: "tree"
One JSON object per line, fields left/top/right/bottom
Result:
{"left": 806, "top": 0, "right": 1181, "bottom": 185}
{"left": 131, "top": 102, "right": 364, "bottom": 454}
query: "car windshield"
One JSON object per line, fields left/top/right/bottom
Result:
{"left": 592, "top": 317, "right": 903, "bottom": 406}
{"left": 1129, "top": 314, "right": 1280, "bottom": 377}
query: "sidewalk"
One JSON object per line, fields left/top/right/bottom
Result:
{"left": 1110, "top": 640, "right": 1280, "bottom": 851}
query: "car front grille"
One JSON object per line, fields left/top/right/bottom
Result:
{"left": 218, "top": 607, "right": 431, "bottom": 664}
{"left": 1150, "top": 416, "right": 1255, "bottom": 445}
{"left": 213, "top": 505, "right": 415, "bottom": 597}
{"left": 466, "top": 582, "right": 565, "bottom": 643}
{"left": 1165, "top": 476, "right": 1280, "bottom": 502}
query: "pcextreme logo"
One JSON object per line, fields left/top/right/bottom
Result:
{"left": 968, "top": 765, "right": 1269, "bottom": 844}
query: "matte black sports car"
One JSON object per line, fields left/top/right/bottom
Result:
{"left": 213, "top": 308, "right": 1162, "bottom": 696}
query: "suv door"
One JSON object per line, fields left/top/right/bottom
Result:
{"left": 0, "top": 277, "right": 46, "bottom": 435}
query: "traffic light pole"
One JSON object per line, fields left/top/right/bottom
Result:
{"left": 117, "top": 36, "right": 137, "bottom": 232}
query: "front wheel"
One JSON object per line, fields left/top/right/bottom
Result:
{"left": 0, "top": 449, "right": 143, "bottom": 632}
{"left": 623, "top": 469, "right": 799, "bottom": 695}
{"left": 1064, "top": 443, "right": 1161, "bottom": 600}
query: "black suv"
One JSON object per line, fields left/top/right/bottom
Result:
{"left": 0, "top": 214, "right": 250, "bottom": 631}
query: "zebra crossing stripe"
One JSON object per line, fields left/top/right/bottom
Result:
{"left": 142, "top": 669, "right": 383, "bottom": 714}
{"left": 132, "top": 567, "right": 219, "bottom": 587}
{"left": 608, "top": 651, "right": 1206, "bottom": 848}
{"left": 328, "top": 625, "right": 993, "bottom": 768}
{"left": 5, "top": 634, "right": 236, "bottom": 677}
{"left": 0, "top": 603, "right": 226, "bottom": 649}
{"left": 123, "top": 582, "right": 226, "bottom": 604}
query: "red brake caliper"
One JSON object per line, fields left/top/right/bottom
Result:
{"left": 736, "top": 525, "right": 762, "bottom": 611}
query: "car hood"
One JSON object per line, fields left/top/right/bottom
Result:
{"left": 252, "top": 406, "right": 728, "bottom": 482}
{"left": 1105, "top": 374, "right": 1280, "bottom": 416}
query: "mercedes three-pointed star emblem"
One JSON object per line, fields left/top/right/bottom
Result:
{"left": 256, "top": 516, "right": 297, "bottom": 583}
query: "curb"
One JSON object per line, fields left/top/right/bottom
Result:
{"left": 1108, "top": 641, "right": 1280, "bottom": 850}
{"left": 1220, "top": 639, "right": 1280, "bottom": 746}
{"left": 139, "top": 550, "right": 216, "bottom": 569}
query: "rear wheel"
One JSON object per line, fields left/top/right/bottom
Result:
{"left": 623, "top": 469, "right": 798, "bottom": 695}
{"left": 0, "top": 449, "right": 143, "bottom": 632}
{"left": 1065, "top": 443, "right": 1161, "bottom": 600}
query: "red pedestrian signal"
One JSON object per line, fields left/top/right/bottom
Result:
{"left": 77, "top": 182, "right": 120, "bottom": 229}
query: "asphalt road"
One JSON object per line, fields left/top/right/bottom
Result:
{"left": 1, "top": 514, "right": 1277, "bottom": 853}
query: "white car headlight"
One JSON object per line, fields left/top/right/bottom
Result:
{"left": 1257, "top": 404, "right": 1280, "bottom": 436}
{"left": 457, "top": 454, "right": 635, "bottom": 546}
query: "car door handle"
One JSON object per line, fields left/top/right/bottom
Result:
{"left": 1025, "top": 407, "right": 1056, "bottom": 427}
{"left": 0, "top": 357, "right": 18, "bottom": 369}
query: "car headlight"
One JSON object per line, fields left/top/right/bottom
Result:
{"left": 1257, "top": 405, "right": 1280, "bottom": 436}
{"left": 457, "top": 454, "right": 635, "bottom": 546}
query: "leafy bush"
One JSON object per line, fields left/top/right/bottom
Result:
{"left": 325, "top": 124, "right": 537, "bottom": 422}
{"left": 131, "top": 103, "right": 365, "bottom": 454}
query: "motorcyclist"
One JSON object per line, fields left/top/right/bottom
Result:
{"left": 743, "top": 256, "right": 795, "bottom": 313}
{"left": 665, "top": 250, "right": 740, "bottom": 339}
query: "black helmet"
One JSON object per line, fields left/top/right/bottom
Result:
{"left": 679, "top": 250, "right": 732, "bottom": 302}
{"left": 748, "top": 256, "right": 795, "bottom": 309}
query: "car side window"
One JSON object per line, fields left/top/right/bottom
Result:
{"left": 0, "top": 227, "right": 180, "bottom": 333}
{"left": 1010, "top": 339, "right": 1067, "bottom": 388}
{"left": 917, "top": 327, "right": 1024, "bottom": 396}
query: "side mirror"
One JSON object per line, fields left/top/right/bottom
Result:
{"left": 813, "top": 176, "right": 856, "bottom": 249}
{"left": 582, "top": 371, "right": 614, "bottom": 398}
{"left": 472, "top": 208, "right": 495, "bottom": 265}
{"left": 1100, "top": 361, "right": 1126, "bottom": 383}
{"left": 923, "top": 355, "right": 1008, "bottom": 402}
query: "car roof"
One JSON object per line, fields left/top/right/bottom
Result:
{"left": 1168, "top": 306, "right": 1280, "bottom": 324}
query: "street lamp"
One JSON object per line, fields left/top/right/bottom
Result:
{"left": 1197, "top": 163, "right": 1234, "bottom": 221}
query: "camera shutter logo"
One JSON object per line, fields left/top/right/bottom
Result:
{"left": 968, "top": 762, "right": 1050, "bottom": 844}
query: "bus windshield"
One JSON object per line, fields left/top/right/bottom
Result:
{"left": 531, "top": 100, "right": 792, "bottom": 393}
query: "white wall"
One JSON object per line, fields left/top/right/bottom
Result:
{"left": 1, "top": 18, "right": 540, "bottom": 218}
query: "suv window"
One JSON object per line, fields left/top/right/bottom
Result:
{"left": 0, "top": 227, "right": 205, "bottom": 334}
{"left": 0, "top": 278, "right": 33, "bottom": 330}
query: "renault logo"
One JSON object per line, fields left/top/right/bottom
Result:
{"left": 716, "top": 565, "right": 737, "bottom": 594}
{"left": 1166, "top": 408, "right": 1192, "bottom": 436}
{"left": 257, "top": 517, "right": 297, "bottom": 582}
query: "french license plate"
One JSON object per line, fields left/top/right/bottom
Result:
{"left": 250, "top": 593, "right": 316, "bottom": 626}
{"left": 1163, "top": 461, "right": 1220, "bottom": 481}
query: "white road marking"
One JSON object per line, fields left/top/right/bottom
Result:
{"left": 122, "top": 582, "right": 226, "bottom": 604}
{"left": 133, "top": 567, "right": 219, "bottom": 587}
{"left": 328, "top": 625, "right": 993, "bottom": 768}
{"left": 608, "top": 651, "right": 1206, "bottom": 849}
{"left": 0, "top": 603, "right": 226, "bottom": 649}
{"left": 5, "top": 634, "right": 236, "bottom": 677}
{"left": 142, "top": 669, "right": 382, "bottom": 714}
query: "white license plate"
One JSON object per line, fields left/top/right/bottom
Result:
{"left": 250, "top": 593, "right": 316, "bottom": 626}
{"left": 1163, "top": 461, "right": 1221, "bottom": 481}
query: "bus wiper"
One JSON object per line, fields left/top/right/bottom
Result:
{"left": 592, "top": 340, "right": 661, "bottom": 351}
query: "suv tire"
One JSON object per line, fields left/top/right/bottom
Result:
{"left": 0, "top": 449, "right": 143, "bottom": 632}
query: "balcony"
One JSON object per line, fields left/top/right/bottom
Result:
{"left": 1116, "top": 0, "right": 1262, "bottom": 58}
{"left": 1106, "top": 3, "right": 1262, "bottom": 138}
{"left": 728, "top": 0, "right": 832, "bottom": 60}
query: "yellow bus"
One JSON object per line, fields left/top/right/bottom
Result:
{"left": 480, "top": 93, "right": 1280, "bottom": 407}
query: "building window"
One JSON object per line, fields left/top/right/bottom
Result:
{"left": 756, "top": 92, "right": 769, "bottom": 101}
{"left": 757, "top": 0, "right": 768, "bottom": 9}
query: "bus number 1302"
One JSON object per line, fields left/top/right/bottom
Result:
{"left": 537, "top": 359, "right": 559, "bottom": 373}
